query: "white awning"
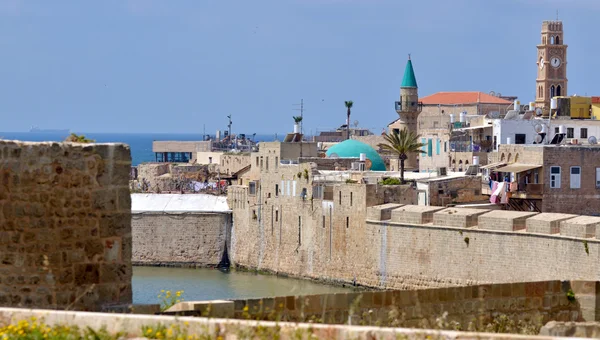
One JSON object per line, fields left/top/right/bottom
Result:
{"left": 454, "top": 125, "right": 493, "bottom": 131}
{"left": 494, "top": 163, "right": 542, "bottom": 173}
{"left": 480, "top": 162, "right": 506, "bottom": 170}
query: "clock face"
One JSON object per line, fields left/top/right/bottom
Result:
{"left": 551, "top": 57, "right": 561, "bottom": 68}
{"left": 539, "top": 57, "right": 544, "bottom": 70}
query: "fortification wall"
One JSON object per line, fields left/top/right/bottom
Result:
{"left": 0, "top": 140, "right": 132, "bottom": 311}
{"left": 231, "top": 187, "right": 600, "bottom": 290}
{"left": 132, "top": 213, "right": 231, "bottom": 266}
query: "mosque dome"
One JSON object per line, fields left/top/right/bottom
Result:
{"left": 325, "top": 139, "right": 386, "bottom": 171}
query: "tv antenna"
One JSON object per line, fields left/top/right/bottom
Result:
{"left": 227, "top": 115, "right": 232, "bottom": 138}
{"left": 293, "top": 99, "right": 304, "bottom": 135}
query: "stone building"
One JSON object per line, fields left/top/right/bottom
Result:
{"left": 483, "top": 144, "right": 600, "bottom": 214}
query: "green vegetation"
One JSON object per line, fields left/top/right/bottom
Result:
{"left": 583, "top": 240, "right": 589, "bottom": 255}
{"left": 64, "top": 133, "right": 95, "bottom": 143}
{"left": 293, "top": 116, "right": 303, "bottom": 123}
{"left": 464, "top": 237, "right": 470, "bottom": 246}
{"left": 158, "top": 290, "right": 185, "bottom": 312}
{"left": 303, "top": 169, "right": 309, "bottom": 180}
{"left": 567, "top": 288, "right": 576, "bottom": 302}
{"left": 0, "top": 318, "right": 120, "bottom": 340}
{"left": 345, "top": 179, "right": 358, "bottom": 184}
{"left": 380, "top": 177, "right": 401, "bottom": 185}
{"left": 378, "top": 128, "right": 426, "bottom": 183}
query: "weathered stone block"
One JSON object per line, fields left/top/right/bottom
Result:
{"left": 390, "top": 205, "right": 445, "bottom": 224}
{"left": 366, "top": 204, "right": 403, "bottom": 221}
{"left": 433, "top": 208, "right": 490, "bottom": 228}
{"left": 526, "top": 213, "right": 577, "bottom": 234}
{"left": 561, "top": 216, "right": 600, "bottom": 238}
{"left": 478, "top": 210, "right": 538, "bottom": 231}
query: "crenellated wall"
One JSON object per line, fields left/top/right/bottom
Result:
{"left": 0, "top": 140, "right": 132, "bottom": 311}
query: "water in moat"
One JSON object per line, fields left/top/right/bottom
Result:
{"left": 132, "top": 267, "right": 355, "bottom": 304}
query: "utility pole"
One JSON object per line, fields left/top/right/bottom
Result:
{"left": 293, "top": 99, "right": 304, "bottom": 135}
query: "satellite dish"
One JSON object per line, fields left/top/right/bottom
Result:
{"left": 487, "top": 111, "right": 501, "bottom": 119}
{"left": 504, "top": 110, "right": 519, "bottom": 120}
{"left": 534, "top": 124, "right": 544, "bottom": 133}
{"left": 535, "top": 108, "right": 543, "bottom": 116}
{"left": 365, "top": 158, "right": 372, "bottom": 170}
{"left": 329, "top": 152, "right": 339, "bottom": 159}
{"left": 353, "top": 120, "right": 359, "bottom": 128}
{"left": 589, "top": 136, "right": 598, "bottom": 145}
{"left": 534, "top": 135, "right": 543, "bottom": 144}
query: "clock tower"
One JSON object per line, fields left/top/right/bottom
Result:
{"left": 536, "top": 20, "right": 568, "bottom": 110}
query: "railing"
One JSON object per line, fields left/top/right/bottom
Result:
{"left": 518, "top": 183, "right": 543, "bottom": 195}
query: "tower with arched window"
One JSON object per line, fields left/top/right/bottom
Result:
{"left": 535, "top": 20, "right": 568, "bottom": 110}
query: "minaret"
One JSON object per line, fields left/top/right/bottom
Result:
{"left": 395, "top": 55, "right": 421, "bottom": 170}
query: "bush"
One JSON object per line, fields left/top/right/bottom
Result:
{"left": 158, "top": 290, "right": 185, "bottom": 312}
{"left": 380, "top": 177, "right": 401, "bottom": 185}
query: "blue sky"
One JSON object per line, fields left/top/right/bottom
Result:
{"left": 0, "top": 0, "right": 598, "bottom": 134}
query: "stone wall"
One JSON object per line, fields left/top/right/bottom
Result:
{"left": 225, "top": 280, "right": 597, "bottom": 327}
{"left": 220, "top": 153, "right": 251, "bottom": 176}
{"left": 132, "top": 212, "right": 231, "bottom": 267}
{"left": 0, "top": 140, "right": 132, "bottom": 311}
{"left": 230, "top": 173, "right": 600, "bottom": 292}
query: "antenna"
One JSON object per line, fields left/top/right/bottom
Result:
{"left": 293, "top": 99, "right": 304, "bottom": 135}
{"left": 227, "top": 115, "right": 232, "bottom": 139}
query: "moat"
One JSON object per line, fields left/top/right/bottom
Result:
{"left": 132, "top": 266, "right": 355, "bottom": 304}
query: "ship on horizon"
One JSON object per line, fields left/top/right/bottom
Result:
{"left": 29, "top": 126, "right": 70, "bottom": 134}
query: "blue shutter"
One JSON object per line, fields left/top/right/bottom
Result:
{"left": 421, "top": 138, "right": 426, "bottom": 157}
{"left": 427, "top": 139, "right": 433, "bottom": 157}
{"left": 436, "top": 139, "right": 440, "bottom": 155}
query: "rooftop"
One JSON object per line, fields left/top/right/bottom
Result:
{"left": 401, "top": 57, "right": 417, "bottom": 88}
{"left": 419, "top": 92, "right": 513, "bottom": 105}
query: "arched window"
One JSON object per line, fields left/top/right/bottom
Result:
{"left": 557, "top": 85, "right": 562, "bottom": 97}
{"left": 500, "top": 153, "right": 505, "bottom": 161}
{"left": 507, "top": 153, "right": 512, "bottom": 163}
{"left": 550, "top": 85, "right": 556, "bottom": 98}
{"left": 514, "top": 154, "right": 519, "bottom": 163}
{"left": 550, "top": 36, "right": 555, "bottom": 44}
{"left": 555, "top": 36, "right": 560, "bottom": 45}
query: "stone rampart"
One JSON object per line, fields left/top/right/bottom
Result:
{"left": 132, "top": 212, "right": 231, "bottom": 267}
{"left": 0, "top": 140, "right": 132, "bottom": 311}
{"left": 230, "top": 191, "right": 600, "bottom": 291}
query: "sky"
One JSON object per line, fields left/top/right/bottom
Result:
{"left": 0, "top": 0, "right": 599, "bottom": 135}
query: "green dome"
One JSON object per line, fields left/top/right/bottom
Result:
{"left": 325, "top": 140, "right": 386, "bottom": 171}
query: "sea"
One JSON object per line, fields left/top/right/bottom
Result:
{"left": 0, "top": 131, "right": 282, "bottom": 166}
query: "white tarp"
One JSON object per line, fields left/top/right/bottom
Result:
{"left": 131, "top": 194, "right": 230, "bottom": 213}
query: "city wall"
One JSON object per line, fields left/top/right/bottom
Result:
{"left": 230, "top": 164, "right": 600, "bottom": 291}
{"left": 0, "top": 140, "right": 132, "bottom": 311}
{"left": 132, "top": 213, "right": 231, "bottom": 267}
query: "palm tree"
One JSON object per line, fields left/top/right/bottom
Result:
{"left": 378, "top": 128, "right": 426, "bottom": 183}
{"left": 344, "top": 101, "right": 353, "bottom": 140}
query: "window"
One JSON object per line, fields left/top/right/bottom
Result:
{"left": 260, "top": 157, "right": 263, "bottom": 170}
{"left": 249, "top": 182, "right": 257, "bottom": 195}
{"left": 596, "top": 168, "right": 600, "bottom": 188}
{"left": 550, "top": 85, "right": 555, "bottom": 98}
{"left": 444, "top": 141, "right": 447, "bottom": 153}
{"left": 266, "top": 157, "right": 269, "bottom": 170}
{"left": 570, "top": 166, "right": 581, "bottom": 189}
{"left": 557, "top": 85, "right": 562, "bottom": 97}
{"left": 346, "top": 216, "right": 349, "bottom": 228}
{"left": 581, "top": 128, "right": 588, "bottom": 139}
{"left": 256, "top": 157, "right": 259, "bottom": 167}
{"left": 275, "top": 184, "right": 279, "bottom": 197}
{"left": 421, "top": 138, "right": 426, "bottom": 156}
{"left": 275, "top": 210, "right": 279, "bottom": 222}
{"left": 322, "top": 215, "right": 325, "bottom": 228}
{"left": 555, "top": 35, "right": 560, "bottom": 45}
{"left": 339, "top": 191, "right": 342, "bottom": 204}
{"left": 275, "top": 157, "right": 278, "bottom": 168}
{"left": 493, "top": 136, "right": 497, "bottom": 150}
{"left": 550, "top": 166, "right": 561, "bottom": 188}
{"left": 393, "top": 128, "right": 400, "bottom": 135}
{"left": 555, "top": 127, "right": 559, "bottom": 134}
{"left": 350, "top": 192, "right": 353, "bottom": 206}
{"left": 515, "top": 134, "right": 526, "bottom": 144}
{"left": 567, "top": 128, "right": 574, "bottom": 138}
{"left": 436, "top": 139, "right": 440, "bottom": 155}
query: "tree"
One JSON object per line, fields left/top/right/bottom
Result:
{"left": 64, "top": 133, "right": 95, "bottom": 143}
{"left": 378, "top": 128, "right": 426, "bottom": 183}
{"left": 344, "top": 101, "right": 353, "bottom": 140}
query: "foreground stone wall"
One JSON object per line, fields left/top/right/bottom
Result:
{"left": 132, "top": 213, "right": 231, "bottom": 266}
{"left": 0, "top": 140, "right": 132, "bottom": 311}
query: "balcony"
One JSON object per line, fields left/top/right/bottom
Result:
{"left": 395, "top": 101, "right": 423, "bottom": 113}
{"left": 513, "top": 183, "right": 543, "bottom": 198}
